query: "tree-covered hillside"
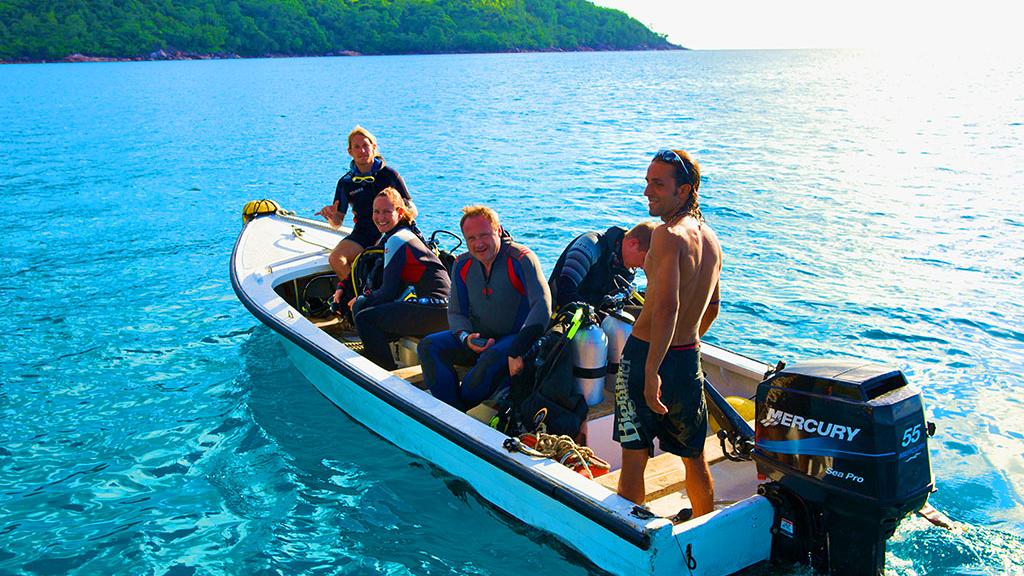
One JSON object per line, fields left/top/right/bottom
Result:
{"left": 0, "top": 0, "right": 677, "bottom": 61}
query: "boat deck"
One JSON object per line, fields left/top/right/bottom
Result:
{"left": 301, "top": 290, "right": 760, "bottom": 522}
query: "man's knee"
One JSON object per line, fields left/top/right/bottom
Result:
{"left": 353, "top": 310, "right": 387, "bottom": 345}
{"left": 331, "top": 256, "right": 350, "bottom": 271}
{"left": 470, "top": 347, "right": 511, "bottom": 384}
{"left": 417, "top": 331, "right": 438, "bottom": 360}
{"left": 420, "top": 331, "right": 462, "bottom": 406}
{"left": 459, "top": 353, "right": 507, "bottom": 405}
{"left": 418, "top": 331, "right": 455, "bottom": 364}
{"left": 682, "top": 453, "right": 711, "bottom": 476}
{"left": 475, "top": 346, "right": 506, "bottom": 370}
{"left": 418, "top": 330, "right": 444, "bottom": 350}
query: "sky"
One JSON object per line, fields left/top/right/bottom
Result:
{"left": 590, "top": 0, "right": 1022, "bottom": 50}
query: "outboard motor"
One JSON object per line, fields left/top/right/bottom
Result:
{"left": 567, "top": 305, "right": 608, "bottom": 406}
{"left": 752, "top": 360, "right": 934, "bottom": 575}
{"left": 600, "top": 308, "right": 634, "bottom": 393}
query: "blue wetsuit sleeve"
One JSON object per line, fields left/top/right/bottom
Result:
{"left": 392, "top": 170, "right": 416, "bottom": 216}
{"left": 554, "top": 233, "right": 601, "bottom": 308}
{"left": 447, "top": 255, "right": 473, "bottom": 335}
{"left": 334, "top": 178, "right": 349, "bottom": 216}
{"left": 510, "top": 250, "right": 552, "bottom": 357}
{"left": 391, "top": 170, "right": 410, "bottom": 200}
{"left": 362, "top": 236, "right": 407, "bottom": 308}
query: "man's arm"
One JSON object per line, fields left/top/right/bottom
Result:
{"left": 698, "top": 280, "right": 720, "bottom": 337}
{"left": 510, "top": 249, "right": 553, "bottom": 358}
{"left": 328, "top": 179, "right": 349, "bottom": 228}
{"left": 390, "top": 171, "right": 416, "bottom": 215}
{"left": 553, "top": 233, "right": 600, "bottom": 308}
{"left": 317, "top": 200, "right": 345, "bottom": 228}
{"left": 643, "top": 226, "right": 681, "bottom": 415}
{"left": 447, "top": 256, "right": 474, "bottom": 335}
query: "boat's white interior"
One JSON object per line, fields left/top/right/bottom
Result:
{"left": 275, "top": 269, "right": 769, "bottom": 524}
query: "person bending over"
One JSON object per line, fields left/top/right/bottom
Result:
{"left": 418, "top": 206, "right": 552, "bottom": 411}
{"left": 350, "top": 188, "right": 449, "bottom": 371}
{"left": 548, "top": 222, "right": 656, "bottom": 312}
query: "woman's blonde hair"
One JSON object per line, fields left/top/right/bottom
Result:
{"left": 376, "top": 187, "right": 417, "bottom": 223}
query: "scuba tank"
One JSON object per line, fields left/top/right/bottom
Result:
{"left": 601, "top": 309, "right": 634, "bottom": 392}
{"left": 598, "top": 283, "right": 640, "bottom": 392}
{"left": 565, "top": 304, "right": 608, "bottom": 406}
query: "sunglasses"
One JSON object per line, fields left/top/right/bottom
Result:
{"left": 352, "top": 175, "right": 376, "bottom": 183}
{"left": 653, "top": 149, "right": 692, "bottom": 185}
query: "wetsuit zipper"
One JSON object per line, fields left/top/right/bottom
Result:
{"left": 482, "top": 262, "right": 492, "bottom": 300}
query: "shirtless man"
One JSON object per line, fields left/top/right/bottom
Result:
{"left": 614, "top": 149, "right": 722, "bottom": 520}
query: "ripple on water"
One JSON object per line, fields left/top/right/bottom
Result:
{"left": 2, "top": 49, "right": 1023, "bottom": 574}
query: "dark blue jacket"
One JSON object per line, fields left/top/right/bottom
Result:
{"left": 548, "top": 226, "right": 633, "bottom": 310}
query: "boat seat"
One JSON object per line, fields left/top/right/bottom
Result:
{"left": 394, "top": 337, "right": 421, "bottom": 367}
{"left": 389, "top": 362, "right": 474, "bottom": 393}
{"left": 391, "top": 364, "right": 426, "bottom": 388}
{"left": 594, "top": 427, "right": 749, "bottom": 503}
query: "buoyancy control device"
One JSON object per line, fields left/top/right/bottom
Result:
{"left": 745, "top": 360, "right": 935, "bottom": 575}
{"left": 506, "top": 303, "right": 602, "bottom": 437}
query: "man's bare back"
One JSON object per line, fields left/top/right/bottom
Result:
{"left": 633, "top": 215, "right": 721, "bottom": 346}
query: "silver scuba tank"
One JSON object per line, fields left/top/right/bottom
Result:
{"left": 571, "top": 320, "right": 608, "bottom": 406}
{"left": 601, "top": 309, "right": 634, "bottom": 392}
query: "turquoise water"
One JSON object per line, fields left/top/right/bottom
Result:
{"left": 2, "top": 49, "right": 1023, "bottom": 574}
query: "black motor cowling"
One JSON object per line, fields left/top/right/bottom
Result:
{"left": 752, "top": 360, "right": 934, "bottom": 575}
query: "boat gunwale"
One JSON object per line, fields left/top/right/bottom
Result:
{"left": 230, "top": 213, "right": 655, "bottom": 551}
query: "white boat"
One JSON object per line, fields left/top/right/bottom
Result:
{"left": 231, "top": 203, "right": 935, "bottom": 576}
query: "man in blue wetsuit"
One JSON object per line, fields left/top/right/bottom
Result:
{"left": 317, "top": 126, "right": 414, "bottom": 305}
{"left": 548, "top": 222, "right": 656, "bottom": 312}
{"left": 418, "top": 206, "right": 552, "bottom": 411}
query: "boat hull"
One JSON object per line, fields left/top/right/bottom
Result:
{"left": 232, "top": 212, "right": 774, "bottom": 575}
{"left": 279, "top": 336, "right": 775, "bottom": 576}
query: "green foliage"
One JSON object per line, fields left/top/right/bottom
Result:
{"left": 0, "top": 0, "right": 675, "bottom": 61}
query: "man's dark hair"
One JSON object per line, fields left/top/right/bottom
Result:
{"left": 659, "top": 149, "right": 703, "bottom": 221}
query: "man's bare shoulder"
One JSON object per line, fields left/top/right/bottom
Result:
{"left": 700, "top": 222, "right": 723, "bottom": 253}
{"left": 651, "top": 222, "right": 686, "bottom": 252}
{"left": 662, "top": 216, "right": 705, "bottom": 246}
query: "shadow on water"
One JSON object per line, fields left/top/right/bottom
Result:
{"left": 239, "top": 327, "right": 600, "bottom": 575}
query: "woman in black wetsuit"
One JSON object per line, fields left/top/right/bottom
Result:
{"left": 349, "top": 187, "right": 450, "bottom": 371}
{"left": 317, "top": 125, "right": 413, "bottom": 304}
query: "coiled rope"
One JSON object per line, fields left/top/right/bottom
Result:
{"left": 504, "top": 432, "right": 610, "bottom": 480}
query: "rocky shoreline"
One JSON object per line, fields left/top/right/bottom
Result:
{"left": 2, "top": 48, "right": 366, "bottom": 64}
{"left": 2, "top": 45, "right": 681, "bottom": 65}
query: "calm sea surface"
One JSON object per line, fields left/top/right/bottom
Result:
{"left": 2, "top": 49, "right": 1022, "bottom": 575}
